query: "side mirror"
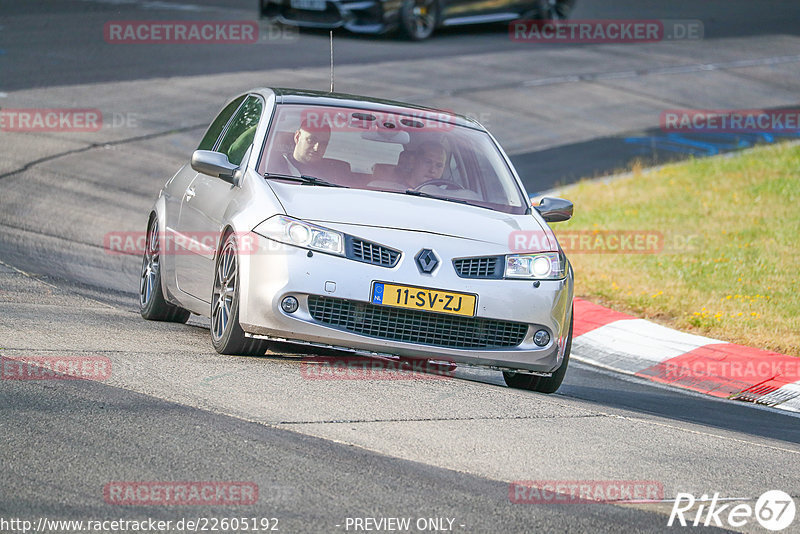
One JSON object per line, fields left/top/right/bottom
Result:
{"left": 191, "top": 150, "right": 239, "bottom": 185}
{"left": 534, "top": 197, "right": 573, "bottom": 222}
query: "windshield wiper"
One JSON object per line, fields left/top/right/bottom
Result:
{"left": 403, "top": 189, "right": 469, "bottom": 205}
{"left": 264, "top": 173, "right": 347, "bottom": 188}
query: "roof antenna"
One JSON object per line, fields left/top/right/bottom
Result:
{"left": 329, "top": 30, "right": 335, "bottom": 93}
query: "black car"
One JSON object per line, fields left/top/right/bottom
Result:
{"left": 260, "top": 0, "right": 575, "bottom": 40}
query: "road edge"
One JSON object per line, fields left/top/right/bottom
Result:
{"left": 571, "top": 297, "right": 800, "bottom": 413}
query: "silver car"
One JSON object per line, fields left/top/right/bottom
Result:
{"left": 140, "top": 88, "right": 575, "bottom": 392}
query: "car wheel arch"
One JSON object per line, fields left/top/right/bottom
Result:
{"left": 214, "top": 224, "right": 254, "bottom": 326}
{"left": 148, "top": 203, "right": 177, "bottom": 305}
{"left": 215, "top": 225, "right": 237, "bottom": 260}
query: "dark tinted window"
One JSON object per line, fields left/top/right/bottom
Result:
{"left": 216, "top": 96, "right": 263, "bottom": 165}
{"left": 197, "top": 95, "right": 246, "bottom": 151}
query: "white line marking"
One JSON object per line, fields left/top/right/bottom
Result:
{"left": 575, "top": 318, "right": 719, "bottom": 363}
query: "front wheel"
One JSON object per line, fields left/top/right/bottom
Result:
{"left": 398, "top": 0, "right": 439, "bottom": 40}
{"left": 210, "top": 232, "right": 267, "bottom": 355}
{"left": 139, "top": 216, "right": 191, "bottom": 323}
{"left": 503, "top": 308, "right": 573, "bottom": 393}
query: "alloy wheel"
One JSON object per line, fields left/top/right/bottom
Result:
{"left": 140, "top": 220, "right": 160, "bottom": 307}
{"left": 211, "top": 239, "right": 238, "bottom": 341}
{"left": 404, "top": 0, "right": 437, "bottom": 40}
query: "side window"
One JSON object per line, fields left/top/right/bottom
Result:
{"left": 217, "top": 96, "right": 263, "bottom": 166}
{"left": 197, "top": 95, "right": 245, "bottom": 151}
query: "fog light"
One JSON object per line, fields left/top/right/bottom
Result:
{"left": 281, "top": 296, "right": 299, "bottom": 314}
{"left": 533, "top": 329, "right": 550, "bottom": 347}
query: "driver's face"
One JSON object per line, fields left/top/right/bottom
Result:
{"left": 410, "top": 145, "right": 446, "bottom": 187}
{"left": 293, "top": 128, "right": 330, "bottom": 164}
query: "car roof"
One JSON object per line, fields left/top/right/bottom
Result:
{"left": 252, "top": 87, "right": 484, "bottom": 131}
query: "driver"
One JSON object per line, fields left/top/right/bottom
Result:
{"left": 280, "top": 119, "right": 331, "bottom": 176}
{"left": 407, "top": 142, "right": 447, "bottom": 189}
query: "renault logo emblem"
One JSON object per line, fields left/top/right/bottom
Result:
{"left": 415, "top": 249, "right": 439, "bottom": 274}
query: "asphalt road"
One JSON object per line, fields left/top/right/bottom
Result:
{"left": 2, "top": 355, "right": 734, "bottom": 534}
{"left": 3, "top": 0, "right": 800, "bottom": 90}
{"left": 2, "top": 265, "right": 797, "bottom": 534}
{"left": 1, "top": 1, "right": 800, "bottom": 533}
{"left": 0, "top": 363, "right": 681, "bottom": 533}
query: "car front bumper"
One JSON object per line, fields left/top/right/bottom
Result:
{"left": 237, "top": 229, "right": 573, "bottom": 373}
{"left": 261, "top": 0, "right": 400, "bottom": 33}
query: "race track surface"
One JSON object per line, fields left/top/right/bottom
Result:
{"left": 1, "top": 1, "right": 799, "bottom": 532}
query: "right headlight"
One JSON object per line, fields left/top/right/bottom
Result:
{"left": 505, "top": 251, "right": 567, "bottom": 280}
{"left": 253, "top": 215, "right": 344, "bottom": 256}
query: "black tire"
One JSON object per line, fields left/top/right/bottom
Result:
{"left": 398, "top": 0, "right": 439, "bottom": 40}
{"left": 210, "top": 232, "right": 267, "bottom": 356}
{"left": 503, "top": 370, "right": 540, "bottom": 389}
{"left": 503, "top": 307, "right": 573, "bottom": 393}
{"left": 140, "top": 215, "right": 191, "bottom": 323}
{"left": 522, "top": 0, "right": 575, "bottom": 20}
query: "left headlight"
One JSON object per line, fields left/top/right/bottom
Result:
{"left": 505, "top": 251, "right": 567, "bottom": 280}
{"left": 253, "top": 215, "right": 344, "bottom": 256}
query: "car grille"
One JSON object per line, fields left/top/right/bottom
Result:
{"left": 453, "top": 256, "right": 504, "bottom": 279}
{"left": 307, "top": 296, "right": 527, "bottom": 349}
{"left": 346, "top": 237, "right": 401, "bottom": 268}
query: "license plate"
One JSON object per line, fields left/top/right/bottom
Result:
{"left": 291, "top": 0, "right": 326, "bottom": 10}
{"left": 371, "top": 282, "right": 476, "bottom": 317}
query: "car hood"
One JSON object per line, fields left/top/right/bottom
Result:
{"left": 267, "top": 181, "right": 556, "bottom": 250}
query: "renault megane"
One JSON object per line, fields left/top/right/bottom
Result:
{"left": 140, "top": 88, "right": 575, "bottom": 392}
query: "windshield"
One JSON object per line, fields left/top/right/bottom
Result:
{"left": 258, "top": 104, "right": 529, "bottom": 214}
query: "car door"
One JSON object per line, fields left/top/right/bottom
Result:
{"left": 171, "top": 95, "right": 245, "bottom": 298}
{"left": 175, "top": 95, "right": 264, "bottom": 302}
